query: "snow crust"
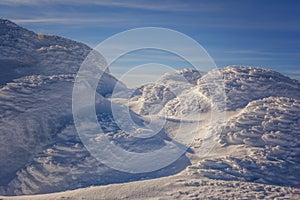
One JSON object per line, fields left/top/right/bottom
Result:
{"left": 0, "top": 19, "right": 91, "bottom": 86}
{"left": 189, "top": 97, "right": 300, "bottom": 187}
{"left": 204, "top": 66, "right": 300, "bottom": 110}
{"left": 0, "top": 19, "right": 299, "bottom": 199}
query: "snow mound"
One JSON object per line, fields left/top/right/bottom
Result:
{"left": 129, "top": 83, "right": 176, "bottom": 115}
{"left": 198, "top": 66, "right": 300, "bottom": 111}
{"left": 0, "top": 75, "right": 75, "bottom": 188}
{"left": 1, "top": 19, "right": 300, "bottom": 197}
{"left": 129, "top": 68, "right": 203, "bottom": 115}
{"left": 189, "top": 97, "right": 300, "bottom": 186}
{"left": 4, "top": 123, "right": 132, "bottom": 195}
{"left": 163, "top": 66, "right": 300, "bottom": 118}
{"left": 0, "top": 75, "right": 188, "bottom": 195}
{"left": 0, "top": 19, "right": 91, "bottom": 86}
{"left": 162, "top": 87, "right": 211, "bottom": 118}
{"left": 0, "top": 71, "right": 124, "bottom": 194}
{"left": 159, "top": 68, "right": 203, "bottom": 90}
{"left": 219, "top": 96, "right": 300, "bottom": 148}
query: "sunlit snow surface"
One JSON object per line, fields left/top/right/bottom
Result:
{"left": 0, "top": 19, "right": 299, "bottom": 199}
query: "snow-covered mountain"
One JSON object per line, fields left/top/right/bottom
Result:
{"left": 0, "top": 19, "right": 91, "bottom": 86}
{"left": 0, "top": 19, "right": 189, "bottom": 195}
{"left": 0, "top": 19, "right": 299, "bottom": 199}
{"left": 201, "top": 66, "right": 300, "bottom": 110}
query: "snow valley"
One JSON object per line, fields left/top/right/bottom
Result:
{"left": 0, "top": 19, "right": 299, "bottom": 199}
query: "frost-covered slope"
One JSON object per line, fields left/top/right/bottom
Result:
{"left": 129, "top": 68, "right": 203, "bottom": 115}
{"left": 126, "top": 66, "right": 297, "bottom": 123}
{"left": 0, "top": 19, "right": 138, "bottom": 195}
{"left": 0, "top": 19, "right": 91, "bottom": 86}
{"left": 198, "top": 66, "right": 300, "bottom": 111}
{"left": 188, "top": 97, "right": 300, "bottom": 187}
{"left": 1, "top": 166, "right": 299, "bottom": 200}
{"left": 1, "top": 65, "right": 299, "bottom": 197}
{"left": 1, "top": 19, "right": 299, "bottom": 198}
{"left": 0, "top": 74, "right": 186, "bottom": 195}
{"left": 0, "top": 75, "right": 75, "bottom": 188}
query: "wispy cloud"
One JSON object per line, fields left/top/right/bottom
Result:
{"left": 11, "top": 17, "right": 126, "bottom": 24}
{"left": 219, "top": 49, "right": 300, "bottom": 57}
{"left": 282, "top": 69, "right": 300, "bottom": 80}
{"left": 0, "top": 0, "right": 219, "bottom": 12}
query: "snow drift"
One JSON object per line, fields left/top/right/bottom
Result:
{"left": 0, "top": 19, "right": 299, "bottom": 198}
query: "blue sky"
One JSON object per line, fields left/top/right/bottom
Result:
{"left": 1, "top": 0, "right": 300, "bottom": 82}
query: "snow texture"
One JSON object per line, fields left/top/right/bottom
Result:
{"left": 0, "top": 19, "right": 299, "bottom": 199}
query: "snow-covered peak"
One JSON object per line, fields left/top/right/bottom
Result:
{"left": 160, "top": 68, "right": 203, "bottom": 85}
{"left": 0, "top": 19, "right": 92, "bottom": 86}
{"left": 129, "top": 68, "right": 203, "bottom": 115}
{"left": 0, "top": 20, "right": 299, "bottom": 197}
{"left": 0, "top": 18, "right": 21, "bottom": 29}
{"left": 197, "top": 65, "right": 300, "bottom": 111}
{"left": 131, "top": 66, "right": 300, "bottom": 118}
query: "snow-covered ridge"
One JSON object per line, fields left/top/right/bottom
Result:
{"left": 136, "top": 65, "right": 300, "bottom": 119}
{"left": 188, "top": 97, "right": 300, "bottom": 186}
{"left": 0, "top": 19, "right": 299, "bottom": 198}
{"left": 0, "top": 19, "right": 132, "bottom": 195}
{"left": 159, "top": 68, "right": 203, "bottom": 85}
{"left": 0, "top": 19, "right": 91, "bottom": 86}
{"left": 198, "top": 66, "right": 300, "bottom": 111}
{"left": 129, "top": 68, "right": 203, "bottom": 116}
{"left": 0, "top": 74, "right": 186, "bottom": 195}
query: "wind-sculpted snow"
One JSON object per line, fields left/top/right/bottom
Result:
{"left": 129, "top": 83, "right": 176, "bottom": 115}
{"left": 159, "top": 68, "right": 203, "bottom": 91}
{"left": 4, "top": 117, "right": 190, "bottom": 195}
{"left": 4, "top": 122, "right": 164, "bottom": 195}
{"left": 0, "top": 72, "right": 133, "bottom": 195}
{"left": 1, "top": 19, "right": 300, "bottom": 197}
{"left": 123, "top": 66, "right": 300, "bottom": 119}
{"left": 129, "top": 68, "right": 203, "bottom": 116}
{"left": 0, "top": 74, "right": 190, "bottom": 195}
{"left": 162, "top": 87, "right": 211, "bottom": 118}
{"left": 162, "top": 66, "right": 300, "bottom": 118}
{"left": 0, "top": 19, "right": 91, "bottom": 86}
{"left": 198, "top": 66, "right": 300, "bottom": 111}
{"left": 218, "top": 97, "right": 300, "bottom": 148}
{"left": 0, "top": 75, "right": 75, "bottom": 188}
{"left": 188, "top": 97, "right": 300, "bottom": 187}
{"left": 0, "top": 19, "right": 169, "bottom": 195}
{"left": 1, "top": 67, "right": 300, "bottom": 196}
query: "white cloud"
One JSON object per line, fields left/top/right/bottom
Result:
{"left": 11, "top": 17, "right": 125, "bottom": 24}
{"left": 0, "top": 0, "right": 216, "bottom": 12}
{"left": 282, "top": 69, "right": 300, "bottom": 80}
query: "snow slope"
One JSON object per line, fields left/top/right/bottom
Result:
{"left": 1, "top": 174, "right": 299, "bottom": 200}
{"left": 0, "top": 20, "right": 190, "bottom": 195}
{"left": 128, "top": 68, "right": 203, "bottom": 115}
{"left": 0, "top": 19, "right": 91, "bottom": 86}
{"left": 189, "top": 97, "right": 300, "bottom": 187}
{"left": 3, "top": 72, "right": 297, "bottom": 199}
{"left": 1, "top": 66, "right": 298, "bottom": 197}
{"left": 0, "top": 19, "right": 299, "bottom": 199}
{"left": 0, "top": 75, "right": 75, "bottom": 188}
{"left": 0, "top": 74, "right": 183, "bottom": 195}
{"left": 200, "top": 66, "right": 300, "bottom": 110}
